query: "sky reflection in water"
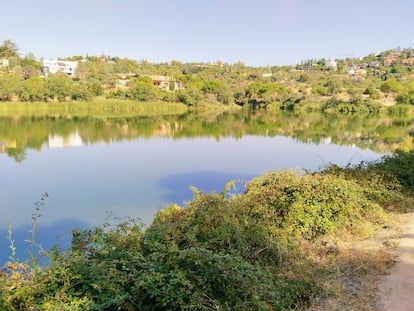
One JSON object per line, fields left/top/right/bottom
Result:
{"left": 0, "top": 135, "right": 382, "bottom": 264}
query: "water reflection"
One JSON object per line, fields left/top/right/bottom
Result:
{"left": 1, "top": 110, "right": 412, "bottom": 264}
{"left": 159, "top": 171, "right": 254, "bottom": 204}
{"left": 0, "top": 220, "right": 88, "bottom": 265}
{"left": 48, "top": 130, "right": 83, "bottom": 148}
{"left": 0, "top": 110, "right": 413, "bottom": 163}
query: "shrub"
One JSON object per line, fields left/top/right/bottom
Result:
{"left": 244, "top": 170, "right": 388, "bottom": 241}
{"left": 369, "top": 149, "right": 414, "bottom": 194}
{"left": 145, "top": 191, "right": 282, "bottom": 266}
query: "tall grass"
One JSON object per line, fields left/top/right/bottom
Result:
{"left": 0, "top": 100, "right": 189, "bottom": 117}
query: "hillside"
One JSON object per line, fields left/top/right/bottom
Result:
{"left": 2, "top": 40, "right": 414, "bottom": 111}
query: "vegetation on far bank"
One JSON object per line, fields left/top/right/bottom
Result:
{"left": 2, "top": 40, "right": 414, "bottom": 114}
{"left": 1, "top": 149, "right": 413, "bottom": 310}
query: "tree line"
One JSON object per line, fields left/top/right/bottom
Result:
{"left": 2, "top": 40, "right": 414, "bottom": 110}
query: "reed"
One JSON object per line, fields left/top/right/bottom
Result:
{"left": 0, "top": 100, "right": 189, "bottom": 117}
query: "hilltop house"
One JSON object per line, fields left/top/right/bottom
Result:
{"left": 146, "top": 75, "right": 184, "bottom": 91}
{"left": 402, "top": 58, "right": 414, "bottom": 66}
{"left": 325, "top": 59, "right": 338, "bottom": 69}
{"left": 41, "top": 59, "right": 78, "bottom": 77}
{"left": 0, "top": 58, "right": 9, "bottom": 72}
{"left": 383, "top": 52, "right": 401, "bottom": 67}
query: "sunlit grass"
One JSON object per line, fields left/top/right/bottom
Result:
{"left": 0, "top": 100, "right": 189, "bottom": 117}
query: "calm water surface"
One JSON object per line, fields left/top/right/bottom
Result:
{"left": 1, "top": 111, "right": 398, "bottom": 263}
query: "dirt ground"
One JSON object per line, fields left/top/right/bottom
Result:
{"left": 378, "top": 212, "right": 414, "bottom": 311}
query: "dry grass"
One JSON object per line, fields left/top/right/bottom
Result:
{"left": 305, "top": 212, "right": 407, "bottom": 311}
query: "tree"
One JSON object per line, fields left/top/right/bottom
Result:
{"left": 71, "top": 83, "right": 93, "bottom": 101}
{"left": 127, "top": 78, "right": 158, "bottom": 101}
{"left": 244, "top": 81, "right": 290, "bottom": 106}
{"left": 76, "top": 59, "right": 117, "bottom": 93}
{"left": 19, "top": 77, "right": 45, "bottom": 101}
{"left": 380, "top": 79, "right": 402, "bottom": 93}
{"left": 176, "top": 84, "right": 202, "bottom": 106}
{"left": 22, "top": 65, "right": 41, "bottom": 79}
{"left": 0, "top": 39, "right": 19, "bottom": 58}
{"left": 0, "top": 74, "right": 20, "bottom": 100}
{"left": 201, "top": 80, "right": 232, "bottom": 104}
{"left": 20, "top": 54, "right": 41, "bottom": 70}
{"left": 112, "top": 57, "right": 140, "bottom": 73}
{"left": 45, "top": 73, "right": 73, "bottom": 101}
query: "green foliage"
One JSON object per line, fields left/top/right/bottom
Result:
{"left": 201, "top": 80, "right": 231, "bottom": 104}
{"left": 145, "top": 191, "right": 281, "bottom": 266}
{"left": 0, "top": 40, "right": 18, "bottom": 58}
{"left": 127, "top": 78, "right": 158, "bottom": 101}
{"left": 380, "top": 79, "right": 402, "bottom": 93}
{"left": 45, "top": 73, "right": 74, "bottom": 101}
{"left": 71, "top": 84, "right": 93, "bottom": 101}
{"left": 20, "top": 57, "right": 41, "bottom": 70}
{"left": 243, "top": 81, "right": 290, "bottom": 107}
{"left": 0, "top": 74, "right": 20, "bottom": 100}
{"left": 76, "top": 59, "right": 117, "bottom": 90}
{"left": 176, "top": 85, "right": 202, "bottom": 107}
{"left": 19, "top": 77, "right": 45, "bottom": 101}
{"left": 312, "top": 85, "right": 329, "bottom": 96}
{"left": 369, "top": 149, "right": 414, "bottom": 194}
{"left": 297, "top": 73, "right": 309, "bottom": 82}
{"left": 322, "top": 96, "right": 381, "bottom": 114}
{"left": 321, "top": 163, "right": 406, "bottom": 211}
{"left": 244, "top": 170, "right": 388, "bottom": 241}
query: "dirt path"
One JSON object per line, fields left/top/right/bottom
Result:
{"left": 378, "top": 212, "right": 414, "bottom": 311}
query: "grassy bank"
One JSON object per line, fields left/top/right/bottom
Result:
{"left": 0, "top": 100, "right": 189, "bottom": 117}
{"left": 0, "top": 150, "right": 413, "bottom": 310}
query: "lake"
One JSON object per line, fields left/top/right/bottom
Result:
{"left": 1, "top": 110, "right": 410, "bottom": 264}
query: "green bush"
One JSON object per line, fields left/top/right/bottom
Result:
{"left": 244, "top": 170, "right": 388, "bottom": 241}
{"left": 144, "top": 191, "right": 282, "bottom": 266}
{"left": 21, "top": 218, "right": 314, "bottom": 311}
{"left": 369, "top": 149, "right": 414, "bottom": 194}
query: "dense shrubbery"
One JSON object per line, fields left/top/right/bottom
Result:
{"left": 1, "top": 150, "right": 413, "bottom": 310}
{"left": 244, "top": 170, "right": 389, "bottom": 241}
{"left": 322, "top": 96, "right": 382, "bottom": 114}
{"left": 369, "top": 149, "right": 414, "bottom": 194}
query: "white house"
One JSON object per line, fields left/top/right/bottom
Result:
{"left": 325, "top": 59, "right": 337, "bottom": 69}
{"left": 0, "top": 58, "right": 9, "bottom": 71}
{"left": 41, "top": 59, "right": 78, "bottom": 77}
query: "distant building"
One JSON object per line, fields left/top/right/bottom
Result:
{"left": 262, "top": 73, "right": 273, "bottom": 77}
{"left": 325, "top": 59, "right": 337, "bottom": 69}
{"left": 0, "top": 58, "right": 9, "bottom": 71}
{"left": 401, "top": 57, "right": 414, "bottom": 66}
{"left": 368, "top": 61, "right": 380, "bottom": 68}
{"left": 41, "top": 59, "right": 78, "bottom": 77}
{"left": 383, "top": 52, "right": 401, "bottom": 67}
{"left": 145, "top": 75, "right": 184, "bottom": 91}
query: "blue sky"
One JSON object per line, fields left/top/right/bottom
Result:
{"left": 2, "top": 0, "right": 413, "bottom": 66}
